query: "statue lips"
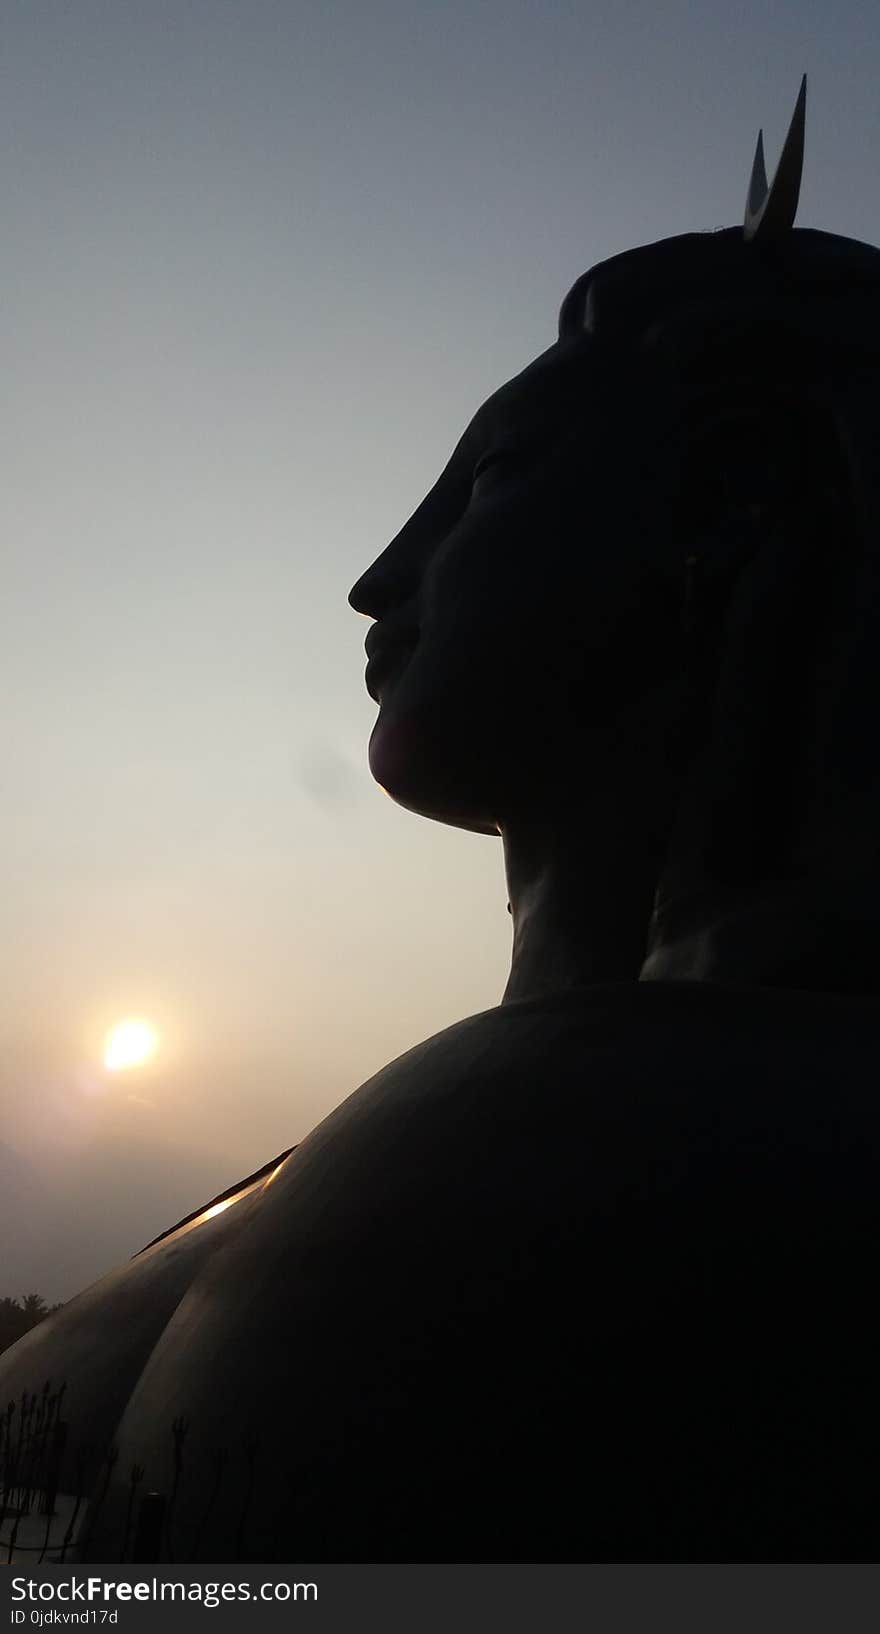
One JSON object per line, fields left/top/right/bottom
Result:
{"left": 364, "top": 623, "right": 419, "bottom": 701}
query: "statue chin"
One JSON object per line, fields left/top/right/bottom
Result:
{"left": 367, "top": 710, "right": 501, "bottom": 836}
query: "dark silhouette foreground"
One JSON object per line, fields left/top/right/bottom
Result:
{"left": 3, "top": 83, "right": 880, "bottom": 1561}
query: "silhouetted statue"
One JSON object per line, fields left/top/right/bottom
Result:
{"left": 5, "top": 79, "right": 880, "bottom": 1561}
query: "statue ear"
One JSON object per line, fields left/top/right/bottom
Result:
{"left": 670, "top": 386, "right": 851, "bottom": 555}
{"left": 661, "top": 402, "right": 783, "bottom": 554}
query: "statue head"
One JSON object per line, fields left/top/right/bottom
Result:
{"left": 348, "top": 81, "right": 880, "bottom": 983}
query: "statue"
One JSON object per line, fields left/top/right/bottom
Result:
{"left": 4, "top": 77, "right": 880, "bottom": 1562}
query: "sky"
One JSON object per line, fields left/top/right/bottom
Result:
{"left": 3, "top": 0, "right": 880, "bottom": 1301}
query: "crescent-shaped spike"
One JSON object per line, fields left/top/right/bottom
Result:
{"left": 743, "top": 73, "right": 807, "bottom": 244}
{"left": 745, "top": 130, "right": 769, "bottom": 220}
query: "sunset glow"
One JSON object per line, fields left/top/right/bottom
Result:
{"left": 104, "top": 1019, "right": 158, "bottom": 1072}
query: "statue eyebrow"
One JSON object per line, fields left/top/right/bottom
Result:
{"left": 466, "top": 396, "right": 541, "bottom": 451}
{"left": 462, "top": 359, "right": 594, "bottom": 457}
{"left": 464, "top": 403, "right": 507, "bottom": 449}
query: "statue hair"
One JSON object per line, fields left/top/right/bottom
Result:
{"left": 558, "top": 228, "right": 880, "bottom": 911}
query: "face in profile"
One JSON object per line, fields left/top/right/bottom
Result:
{"left": 348, "top": 335, "right": 678, "bottom": 835}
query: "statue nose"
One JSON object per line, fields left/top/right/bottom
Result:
{"left": 348, "top": 547, "right": 421, "bottom": 622}
{"left": 348, "top": 569, "right": 376, "bottom": 614}
{"left": 348, "top": 567, "right": 393, "bottom": 620}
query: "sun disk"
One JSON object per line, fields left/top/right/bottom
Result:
{"left": 104, "top": 1019, "right": 158, "bottom": 1072}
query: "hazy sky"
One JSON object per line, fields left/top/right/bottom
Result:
{"left": 3, "top": 0, "right": 879, "bottom": 1300}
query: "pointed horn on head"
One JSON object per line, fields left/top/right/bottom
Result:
{"left": 745, "top": 130, "right": 769, "bottom": 220}
{"left": 743, "top": 74, "right": 807, "bottom": 244}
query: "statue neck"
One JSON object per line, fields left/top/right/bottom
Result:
{"left": 500, "top": 772, "right": 880, "bottom": 1007}
{"left": 498, "top": 592, "right": 880, "bottom": 1003}
{"left": 503, "top": 842, "right": 880, "bottom": 1002}
{"left": 500, "top": 802, "right": 665, "bottom": 1006}
{"left": 499, "top": 689, "right": 684, "bottom": 1006}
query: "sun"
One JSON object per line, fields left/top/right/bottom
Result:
{"left": 104, "top": 1018, "right": 159, "bottom": 1072}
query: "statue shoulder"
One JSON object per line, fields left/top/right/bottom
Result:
{"left": 0, "top": 1003, "right": 535, "bottom": 1465}
{"left": 13, "top": 984, "right": 880, "bottom": 1559}
{"left": 84, "top": 983, "right": 880, "bottom": 1559}
{"left": 0, "top": 1149, "right": 290, "bottom": 1453}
